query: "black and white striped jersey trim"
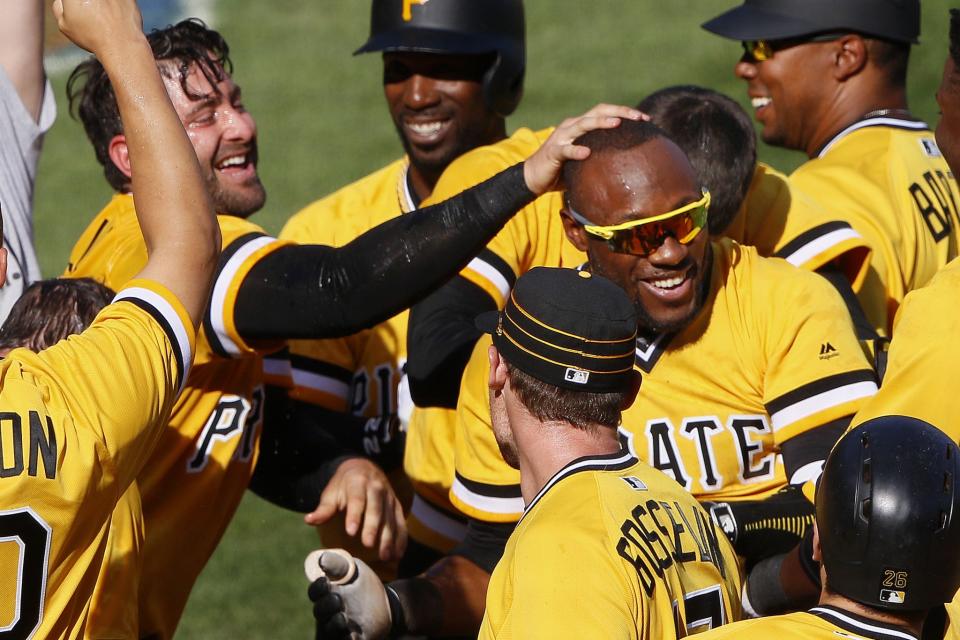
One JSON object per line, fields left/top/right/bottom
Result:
{"left": 289, "top": 353, "right": 353, "bottom": 402}
{"left": 766, "top": 370, "right": 878, "bottom": 433}
{"left": 205, "top": 231, "right": 280, "bottom": 358}
{"left": 451, "top": 471, "right": 524, "bottom": 517}
{"left": 114, "top": 286, "right": 193, "bottom": 393}
{"left": 464, "top": 248, "right": 517, "bottom": 304}
{"left": 809, "top": 606, "right": 918, "bottom": 640}
{"left": 774, "top": 221, "right": 863, "bottom": 268}
{"left": 634, "top": 331, "right": 673, "bottom": 374}
{"left": 817, "top": 116, "right": 929, "bottom": 158}
{"left": 520, "top": 450, "right": 638, "bottom": 524}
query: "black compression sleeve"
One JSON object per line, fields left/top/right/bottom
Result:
{"left": 234, "top": 164, "right": 534, "bottom": 340}
{"left": 780, "top": 417, "right": 849, "bottom": 484}
{"left": 249, "top": 385, "right": 353, "bottom": 512}
{"left": 450, "top": 519, "right": 514, "bottom": 574}
{"left": 407, "top": 276, "right": 497, "bottom": 409}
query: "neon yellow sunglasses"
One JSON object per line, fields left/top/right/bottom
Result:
{"left": 567, "top": 190, "right": 710, "bottom": 255}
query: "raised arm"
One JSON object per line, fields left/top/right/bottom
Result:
{"left": 0, "top": 0, "right": 45, "bottom": 120}
{"left": 55, "top": 0, "right": 220, "bottom": 327}
{"left": 233, "top": 107, "right": 643, "bottom": 341}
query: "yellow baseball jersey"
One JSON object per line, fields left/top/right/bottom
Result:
{"left": 479, "top": 452, "right": 742, "bottom": 640}
{"left": 695, "top": 605, "right": 919, "bottom": 640}
{"left": 405, "top": 128, "right": 871, "bottom": 537}
{"left": 0, "top": 279, "right": 193, "bottom": 640}
{"left": 452, "top": 241, "right": 877, "bottom": 522}
{"left": 851, "top": 256, "right": 960, "bottom": 436}
{"left": 64, "top": 193, "right": 290, "bottom": 639}
{"left": 790, "top": 116, "right": 960, "bottom": 336}
{"left": 280, "top": 158, "right": 415, "bottom": 576}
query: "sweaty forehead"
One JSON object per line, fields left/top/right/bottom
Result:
{"left": 568, "top": 138, "right": 700, "bottom": 222}
{"left": 158, "top": 58, "right": 234, "bottom": 102}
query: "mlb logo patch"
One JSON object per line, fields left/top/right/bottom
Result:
{"left": 621, "top": 476, "right": 647, "bottom": 491}
{"left": 564, "top": 368, "right": 590, "bottom": 384}
{"left": 920, "top": 138, "right": 942, "bottom": 158}
{"left": 879, "top": 589, "right": 905, "bottom": 604}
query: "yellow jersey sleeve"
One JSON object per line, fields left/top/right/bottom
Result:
{"left": 33, "top": 278, "right": 196, "bottom": 486}
{"left": 424, "top": 128, "right": 555, "bottom": 308}
{"left": 449, "top": 335, "right": 524, "bottom": 522}
{"left": 726, "top": 163, "right": 871, "bottom": 290}
{"left": 851, "top": 258, "right": 960, "bottom": 433}
{"left": 203, "top": 215, "right": 292, "bottom": 359}
{"left": 754, "top": 257, "right": 878, "bottom": 443}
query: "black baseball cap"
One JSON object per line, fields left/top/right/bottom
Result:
{"left": 475, "top": 267, "right": 638, "bottom": 393}
{"left": 702, "top": 0, "right": 920, "bottom": 44}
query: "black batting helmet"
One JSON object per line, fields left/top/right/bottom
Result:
{"left": 355, "top": 0, "right": 525, "bottom": 116}
{"left": 817, "top": 416, "right": 960, "bottom": 612}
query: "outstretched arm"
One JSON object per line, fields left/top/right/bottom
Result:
{"left": 0, "top": 0, "right": 45, "bottom": 120}
{"left": 55, "top": 0, "right": 220, "bottom": 326}
{"left": 233, "top": 106, "right": 644, "bottom": 341}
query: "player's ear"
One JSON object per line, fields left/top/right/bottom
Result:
{"left": 107, "top": 134, "right": 133, "bottom": 182}
{"left": 488, "top": 345, "right": 508, "bottom": 392}
{"left": 832, "top": 35, "right": 868, "bottom": 81}
{"left": 560, "top": 206, "right": 590, "bottom": 252}
{"left": 620, "top": 370, "right": 641, "bottom": 410}
{"left": 811, "top": 523, "right": 822, "bottom": 563}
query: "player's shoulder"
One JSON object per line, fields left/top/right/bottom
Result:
{"left": 524, "top": 452, "right": 638, "bottom": 525}
{"left": 429, "top": 127, "right": 549, "bottom": 202}
{"left": 216, "top": 213, "right": 269, "bottom": 249}
{"left": 281, "top": 157, "right": 408, "bottom": 243}
{"left": 717, "top": 238, "right": 837, "bottom": 292}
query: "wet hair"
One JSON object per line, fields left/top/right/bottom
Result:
{"left": 67, "top": 18, "right": 233, "bottom": 192}
{"left": 505, "top": 361, "right": 626, "bottom": 433}
{"left": 0, "top": 278, "right": 115, "bottom": 353}
{"left": 951, "top": 9, "right": 960, "bottom": 71}
{"left": 638, "top": 86, "right": 756, "bottom": 235}
{"left": 561, "top": 119, "right": 672, "bottom": 212}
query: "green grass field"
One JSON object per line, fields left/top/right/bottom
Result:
{"left": 32, "top": 1, "right": 955, "bottom": 637}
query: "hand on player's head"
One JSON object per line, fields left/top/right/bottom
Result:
{"left": 53, "top": 0, "right": 145, "bottom": 56}
{"left": 523, "top": 104, "right": 648, "bottom": 196}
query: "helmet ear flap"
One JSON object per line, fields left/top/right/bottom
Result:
{"left": 482, "top": 51, "right": 524, "bottom": 117}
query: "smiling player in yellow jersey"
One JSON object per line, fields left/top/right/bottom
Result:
{"left": 404, "top": 86, "right": 872, "bottom": 563}
{"left": 278, "top": 0, "right": 525, "bottom": 576}
{"left": 0, "top": 0, "right": 222, "bottom": 635}
{"left": 705, "top": 0, "right": 960, "bottom": 337}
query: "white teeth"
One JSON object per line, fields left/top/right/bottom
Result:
{"left": 752, "top": 97, "right": 772, "bottom": 109}
{"left": 650, "top": 275, "right": 685, "bottom": 290}
{"left": 218, "top": 155, "right": 247, "bottom": 169}
{"left": 408, "top": 121, "right": 444, "bottom": 136}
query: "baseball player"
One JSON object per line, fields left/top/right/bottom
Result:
{"left": 308, "top": 267, "right": 742, "bottom": 639}
{"left": 63, "top": 19, "right": 637, "bottom": 633}
{"left": 704, "top": 0, "right": 960, "bottom": 337}
{"left": 695, "top": 416, "right": 960, "bottom": 640}
{"left": 277, "top": 0, "right": 525, "bottom": 578}
{"left": 310, "top": 120, "right": 877, "bottom": 638}
{"left": 0, "top": 0, "right": 221, "bottom": 636}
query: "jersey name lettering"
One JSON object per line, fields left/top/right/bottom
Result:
{"left": 188, "top": 387, "right": 263, "bottom": 473}
{"left": 910, "top": 169, "right": 960, "bottom": 242}
{"left": 0, "top": 411, "right": 57, "bottom": 480}
{"left": 616, "top": 498, "right": 728, "bottom": 596}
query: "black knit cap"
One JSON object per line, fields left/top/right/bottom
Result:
{"left": 475, "top": 267, "right": 638, "bottom": 393}
{"left": 702, "top": 0, "right": 920, "bottom": 44}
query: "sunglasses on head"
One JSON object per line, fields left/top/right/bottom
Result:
{"left": 741, "top": 32, "right": 848, "bottom": 62}
{"left": 567, "top": 190, "right": 710, "bottom": 256}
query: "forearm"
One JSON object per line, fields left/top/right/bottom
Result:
{"left": 234, "top": 164, "right": 534, "bottom": 340}
{"left": 0, "top": 0, "right": 45, "bottom": 119}
{"left": 407, "top": 276, "right": 496, "bottom": 408}
{"left": 389, "top": 555, "right": 490, "bottom": 636}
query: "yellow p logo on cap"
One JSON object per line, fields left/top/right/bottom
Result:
{"left": 402, "top": 0, "right": 429, "bottom": 21}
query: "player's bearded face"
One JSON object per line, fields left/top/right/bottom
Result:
{"left": 936, "top": 57, "right": 960, "bottom": 177}
{"left": 573, "top": 141, "right": 711, "bottom": 334}
{"left": 162, "top": 61, "right": 266, "bottom": 218}
{"left": 489, "top": 385, "right": 520, "bottom": 469}
{"left": 383, "top": 52, "right": 503, "bottom": 182}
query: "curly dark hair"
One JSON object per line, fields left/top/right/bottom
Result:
{"left": 67, "top": 18, "right": 233, "bottom": 192}
{"left": 0, "top": 278, "right": 115, "bottom": 353}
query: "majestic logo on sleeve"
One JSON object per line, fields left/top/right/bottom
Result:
{"left": 402, "top": 0, "right": 429, "bottom": 20}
